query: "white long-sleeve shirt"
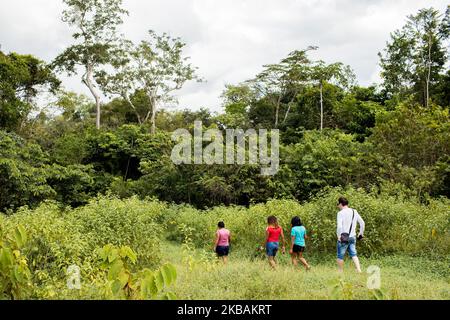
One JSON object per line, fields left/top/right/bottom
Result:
{"left": 336, "top": 207, "right": 365, "bottom": 238}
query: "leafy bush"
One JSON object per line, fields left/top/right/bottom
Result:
{"left": 0, "top": 130, "right": 98, "bottom": 212}
{"left": 0, "top": 131, "right": 55, "bottom": 212}
{"left": 2, "top": 202, "right": 93, "bottom": 293}
{"left": 282, "top": 130, "right": 376, "bottom": 200}
{"left": 45, "top": 164, "right": 96, "bottom": 207}
{"left": 370, "top": 104, "right": 450, "bottom": 169}
{"left": 70, "top": 196, "right": 167, "bottom": 268}
{"left": 0, "top": 196, "right": 170, "bottom": 299}
{"left": 96, "top": 244, "right": 177, "bottom": 300}
{"left": 302, "top": 187, "right": 450, "bottom": 257}
{"left": 0, "top": 225, "right": 32, "bottom": 300}
{"left": 166, "top": 187, "right": 450, "bottom": 258}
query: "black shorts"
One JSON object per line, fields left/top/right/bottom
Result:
{"left": 293, "top": 245, "right": 305, "bottom": 253}
{"left": 216, "top": 246, "right": 230, "bottom": 257}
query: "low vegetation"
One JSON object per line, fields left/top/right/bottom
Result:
{"left": 0, "top": 188, "right": 448, "bottom": 300}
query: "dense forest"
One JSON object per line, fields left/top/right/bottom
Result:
{"left": 0, "top": 1, "right": 449, "bottom": 300}
{"left": 1, "top": 4, "right": 449, "bottom": 212}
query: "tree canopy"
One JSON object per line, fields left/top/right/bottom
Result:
{"left": 0, "top": 5, "right": 449, "bottom": 212}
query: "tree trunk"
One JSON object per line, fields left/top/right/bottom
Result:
{"left": 274, "top": 94, "right": 282, "bottom": 128}
{"left": 426, "top": 34, "right": 432, "bottom": 108}
{"left": 151, "top": 99, "right": 157, "bottom": 134}
{"left": 320, "top": 81, "right": 324, "bottom": 131}
{"left": 83, "top": 64, "right": 101, "bottom": 129}
{"left": 143, "top": 90, "right": 157, "bottom": 133}
{"left": 283, "top": 93, "right": 298, "bottom": 124}
{"left": 283, "top": 104, "right": 292, "bottom": 124}
{"left": 124, "top": 95, "right": 142, "bottom": 125}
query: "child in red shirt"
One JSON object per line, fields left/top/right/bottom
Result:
{"left": 263, "top": 216, "right": 286, "bottom": 269}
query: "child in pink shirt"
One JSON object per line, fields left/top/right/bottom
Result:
{"left": 213, "top": 221, "right": 231, "bottom": 264}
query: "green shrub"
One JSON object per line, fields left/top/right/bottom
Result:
{"left": 96, "top": 244, "right": 177, "bottom": 300}
{"left": 0, "top": 196, "right": 170, "bottom": 299}
{"left": 2, "top": 202, "right": 91, "bottom": 276}
{"left": 166, "top": 187, "right": 450, "bottom": 258}
{"left": 0, "top": 225, "right": 32, "bottom": 300}
{"left": 70, "top": 196, "right": 167, "bottom": 268}
{"left": 302, "top": 187, "right": 450, "bottom": 257}
{"left": 0, "top": 190, "right": 447, "bottom": 300}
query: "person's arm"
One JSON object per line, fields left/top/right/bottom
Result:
{"left": 290, "top": 228, "right": 295, "bottom": 253}
{"left": 290, "top": 235, "right": 295, "bottom": 254}
{"left": 213, "top": 231, "right": 219, "bottom": 251}
{"left": 263, "top": 228, "right": 269, "bottom": 247}
{"left": 229, "top": 232, "right": 231, "bottom": 246}
{"left": 337, "top": 212, "right": 343, "bottom": 241}
{"left": 281, "top": 228, "right": 286, "bottom": 254}
{"left": 357, "top": 212, "right": 365, "bottom": 237}
{"left": 304, "top": 228, "right": 309, "bottom": 241}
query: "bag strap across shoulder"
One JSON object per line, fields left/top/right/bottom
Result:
{"left": 348, "top": 209, "right": 355, "bottom": 235}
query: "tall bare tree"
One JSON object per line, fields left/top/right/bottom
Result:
{"left": 248, "top": 47, "right": 317, "bottom": 128}
{"left": 97, "top": 31, "right": 201, "bottom": 134}
{"left": 379, "top": 7, "right": 449, "bottom": 107}
{"left": 310, "top": 61, "right": 355, "bottom": 131}
{"left": 52, "top": 0, "right": 128, "bottom": 129}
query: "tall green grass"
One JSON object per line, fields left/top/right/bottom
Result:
{"left": 160, "top": 242, "right": 449, "bottom": 300}
{"left": 165, "top": 187, "right": 450, "bottom": 258}
{"left": 0, "top": 187, "right": 448, "bottom": 300}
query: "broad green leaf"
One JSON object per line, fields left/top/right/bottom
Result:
{"left": 108, "top": 260, "right": 123, "bottom": 280}
{"left": 119, "top": 246, "right": 137, "bottom": 264}
{"left": 111, "top": 279, "right": 123, "bottom": 296}
{"left": 160, "top": 265, "right": 172, "bottom": 286}
{"left": 0, "top": 248, "right": 13, "bottom": 269}
{"left": 108, "top": 249, "right": 119, "bottom": 263}
{"left": 13, "top": 266, "right": 24, "bottom": 282}
{"left": 167, "top": 264, "right": 177, "bottom": 283}
{"left": 154, "top": 270, "right": 164, "bottom": 292}
{"left": 14, "top": 225, "right": 27, "bottom": 248}
{"left": 140, "top": 277, "right": 151, "bottom": 299}
{"left": 147, "top": 274, "right": 158, "bottom": 297}
{"left": 99, "top": 244, "right": 113, "bottom": 261}
{"left": 161, "top": 264, "right": 177, "bottom": 286}
{"left": 331, "top": 287, "right": 340, "bottom": 299}
{"left": 118, "top": 271, "right": 129, "bottom": 287}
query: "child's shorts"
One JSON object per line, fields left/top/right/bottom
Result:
{"left": 216, "top": 246, "right": 230, "bottom": 257}
{"left": 266, "top": 242, "right": 279, "bottom": 257}
{"left": 293, "top": 245, "right": 305, "bottom": 253}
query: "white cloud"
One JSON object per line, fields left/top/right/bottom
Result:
{"left": 0, "top": 0, "right": 447, "bottom": 112}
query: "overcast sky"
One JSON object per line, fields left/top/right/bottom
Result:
{"left": 0, "top": 0, "right": 447, "bottom": 112}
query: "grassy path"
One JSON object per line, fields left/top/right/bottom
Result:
{"left": 159, "top": 241, "right": 450, "bottom": 300}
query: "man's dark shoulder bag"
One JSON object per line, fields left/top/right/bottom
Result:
{"left": 340, "top": 209, "right": 355, "bottom": 244}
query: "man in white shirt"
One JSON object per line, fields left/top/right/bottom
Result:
{"left": 336, "top": 197, "right": 365, "bottom": 273}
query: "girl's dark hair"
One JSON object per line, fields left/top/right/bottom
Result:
{"left": 291, "top": 216, "right": 303, "bottom": 227}
{"left": 267, "top": 216, "right": 279, "bottom": 228}
{"left": 218, "top": 221, "right": 225, "bottom": 229}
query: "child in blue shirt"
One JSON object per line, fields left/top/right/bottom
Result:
{"left": 290, "top": 216, "right": 311, "bottom": 271}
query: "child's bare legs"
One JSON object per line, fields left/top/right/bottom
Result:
{"left": 337, "top": 259, "right": 344, "bottom": 273}
{"left": 222, "top": 256, "right": 228, "bottom": 265}
{"left": 268, "top": 256, "right": 277, "bottom": 269}
{"left": 298, "top": 252, "right": 311, "bottom": 270}
{"left": 291, "top": 252, "right": 299, "bottom": 266}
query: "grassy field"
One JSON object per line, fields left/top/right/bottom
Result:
{"left": 1, "top": 196, "right": 448, "bottom": 300}
{"left": 160, "top": 242, "right": 450, "bottom": 300}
